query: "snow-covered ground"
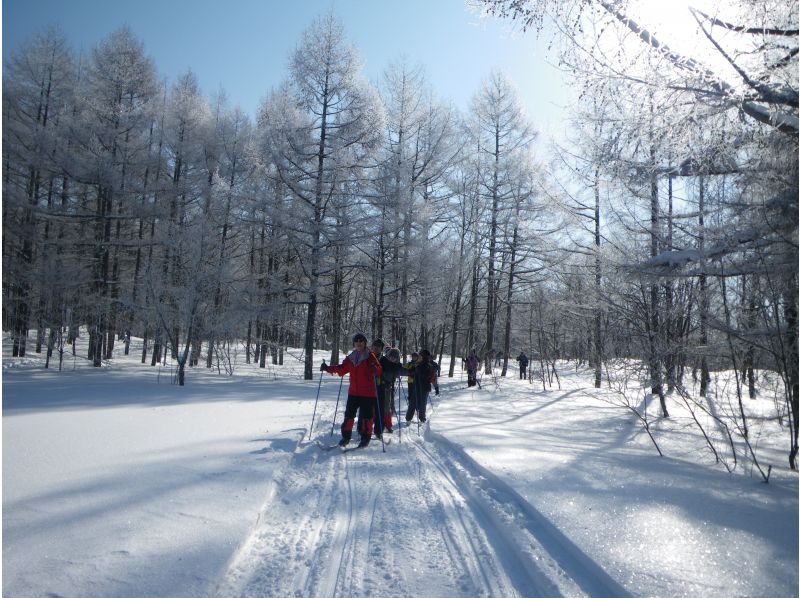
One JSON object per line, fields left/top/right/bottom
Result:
{"left": 3, "top": 336, "right": 798, "bottom": 597}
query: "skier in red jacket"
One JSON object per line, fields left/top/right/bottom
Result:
{"left": 321, "top": 332, "right": 383, "bottom": 448}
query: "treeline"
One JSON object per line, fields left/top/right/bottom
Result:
{"left": 3, "top": 5, "right": 798, "bottom": 466}
{"left": 3, "top": 17, "right": 549, "bottom": 386}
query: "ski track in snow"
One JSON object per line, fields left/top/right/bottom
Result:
{"left": 213, "top": 422, "right": 629, "bottom": 598}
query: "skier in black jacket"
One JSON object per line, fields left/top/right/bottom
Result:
{"left": 376, "top": 346, "right": 404, "bottom": 436}
{"left": 516, "top": 352, "right": 529, "bottom": 380}
{"left": 406, "top": 349, "right": 436, "bottom": 423}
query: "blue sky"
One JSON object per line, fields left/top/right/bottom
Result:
{"left": 3, "top": 0, "right": 570, "bottom": 141}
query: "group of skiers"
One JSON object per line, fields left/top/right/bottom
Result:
{"left": 320, "top": 334, "right": 439, "bottom": 448}
{"left": 321, "top": 332, "right": 532, "bottom": 448}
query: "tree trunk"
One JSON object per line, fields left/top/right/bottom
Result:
{"left": 466, "top": 257, "right": 479, "bottom": 357}
{"left": 485, "top": 144, "right": 500, "bottom": 375}
{"left": 664, "top": 173, "right": 676, "bottom": 392}
{"left": 784, "top": 278, "right": 799, "bottom": 470}
{"left": 303, "top": 74, "right": 330, "bottom": 381}
{"left": 648, "top": 142, "right": 667, "bottom": 417}
{"left": 501, "top": 213, "right": 520, "bottom": 378}
{"left": 593, "top": 167, "right": 603, "bottom": 388}
{"left": 698, "top": 177, "right": 710, "bottom": 398}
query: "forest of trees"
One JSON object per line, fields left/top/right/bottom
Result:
{"left": 3, "top": 2, "right": 798, "bottom": 466}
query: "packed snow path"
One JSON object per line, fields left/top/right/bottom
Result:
{"left": 214, "top": 424, "right": 630, "bottom": 597}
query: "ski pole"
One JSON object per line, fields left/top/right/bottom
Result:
{"left": 416, "top": 381, "right": 421, "bottom": 436}
{"left": 330, "top": 375, "right": 344, "bottom": 437}
{"left": 398, "top": 376, "right": 406, "bottom": 444}
{"left": 396, "top": 376, "right": 402, "bottom": 444}
{"left": 374, "top": 376, "right": 386, "bottom": 453}
{"left": 374, "top": 375, "right": 383, "bottom": 438}
{"left": 309, "top": 362, "right": 325, "bottom": 440}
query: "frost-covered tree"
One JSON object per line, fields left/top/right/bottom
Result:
{"left": 374, "top": 60, "right": 462, "bottom": 355}
{"left": 200, "top": 96, "right": 254, "bottom": 368}
{"left": 2, "top": 26, "right": 76, "bottom": 358}
{"left": 373, "top": 60, "right": 430, "bottom": 351}
{"left": 469, "top": 69, "right": 536, "bottom": 373}
{"left": 444, "top": 160, "right": 485, "bottom": 375}
{"left": 148, "top": 70, "right": 211, "bottom": 379}
{"left": 259, "top": 13, "right": 384, "bottom": 379}
{"left": 73, "top": 27, "right": 160, "bottom": 365}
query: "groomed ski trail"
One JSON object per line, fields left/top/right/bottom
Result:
{"left": 214, "top": 426, "right": 630, "bottom": 597}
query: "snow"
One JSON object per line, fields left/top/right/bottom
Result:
{"left": 3, "top": 338, "right": 798, "bottom": 597}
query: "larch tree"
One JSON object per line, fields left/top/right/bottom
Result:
{"left": 469, "top": 69, "right": 536, "bottom": 374}
{"left": 148, "top": 69, "right": 211, "bottom": 383}
{"left": 3, "top": 27, "right": 76, "bottom": 358}
{"left": 259, "top": 13, "right": 384, "bottom": 379}
{"left": 202, "top": 98, "right": 254, "bottom": 369}
{"left": 74, "top": 26, "right": 159, "bottom": 365}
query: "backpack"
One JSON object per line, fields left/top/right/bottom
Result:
{"left": 415, "top": 360, "right": 434, "bottom": 393}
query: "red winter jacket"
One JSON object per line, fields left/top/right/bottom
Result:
{"left": 327, "top": 350, "right": 382, "bottom": 398}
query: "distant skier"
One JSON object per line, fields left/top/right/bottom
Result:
{"left": 406, "top": 350, "right": 436, "bottom": 423}
{"left": 516, "top": 352, "right": 529, "bottom": 380}
{"left": 321, "top": 333, "right": 382, "bottom": 448}
{"left": 465, "top": 351, "right": 479, "bottom": 387}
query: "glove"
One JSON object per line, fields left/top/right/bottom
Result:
{"left": 320, "top": 361, "right": 328, "bottom": 372}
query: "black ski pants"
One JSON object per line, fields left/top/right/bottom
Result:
{"left": 341, "top": 394, "right": 374, "bottom": 443}
{"left": 467, "top": 370, "right": 477, "bottom": 387}
{"left": 405, "top": 385, "right": 429, "bottom": 422}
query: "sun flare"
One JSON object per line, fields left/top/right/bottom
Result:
{"left": 629, "top": 0, "right": 697, "bottom": 41}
